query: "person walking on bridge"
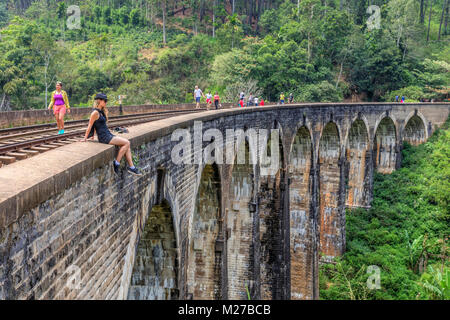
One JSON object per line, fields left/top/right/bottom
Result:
{"left": 48, "top": 82, "right": 71, "bottom": 135}
{"left": 194, "top": 86, "right": 205, "bottom": 109}
{"left": 289, "top": 93, "right": 294, "bottom": 104}
{"left": 206, "top": 91, "right": 213, "bottom": 110}
{"left": 239, "top": 91, "right": 245, "bottom": 108}
{"left": 81, "top": 93, "right": 141, "bottom": 176}
{"left": 280, "top": 92, "right": 285, "bottom": 105}
{"left": 214, "top": 92, "right": 221, "bottom": 110}
{"left": 248, "top": 93, "right": 253, "bottom": 107}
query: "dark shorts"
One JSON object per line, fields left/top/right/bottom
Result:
{"left": 99, "top": 133, "right": 115, "bottom": 145}
{"left": 196, "top": 97, "right": 201, "bottom": 103}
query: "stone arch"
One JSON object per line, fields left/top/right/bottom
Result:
{"left": 343, "top": 115, "right": 370, "bottom": 148}
{"left": 373, "top": 116, "right": 397, "bottom": 174}
{"left": 403, "top": 113, "right": 427, "bottom": 145}
{"left": 259, "top": 120, "right": 286, "bottom": 300}
{"left": 345, "top": 119, "right": 371, "bottom": 208}
{"left": 318, "top": 122, "right": 342, "bottom": 260}
{"left": 187, "top": 163, "right": 222, "bottom": 300}
{"left": 289, "top": 125, "right": 314, "bottom": 300}
{"left": 127, "top": 200, "right": 179, "bottom": 300}
{"left": 227, "top": 140, "right": 255, "bottom": 300}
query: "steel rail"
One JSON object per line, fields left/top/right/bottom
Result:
{"left": 0, "top": 110, "right": 201, "bottom": 156}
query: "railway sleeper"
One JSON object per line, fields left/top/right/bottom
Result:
{"left": 0, "top": 156, "right": 16, "bottom": 164}
{"left": 19, "top": 149, "right": 40, "bottom": 156}
{"left": 30, "top": 147, "right": 50, "bottom": 153}
{"left": 6, "top": 152, "right": 29, "bottom": 160}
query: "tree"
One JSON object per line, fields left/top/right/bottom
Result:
{"left": 0, "top": 1, "right": 8, "bottom": 27}
{"left": 162, "top": 0, "right": 167, "bottom": 44}
{"left": 386, "top": 0, "right": 422, "bottom": 60}
{"left": 438, "top": 0, "right": 448, "bottom": 40}
{"left": 119, "top": 6, "right": 130, "bottom": 25}
{"left": 427, "top": 0, "right": 434, "bottom": 42}
{"left": 92, "top": 33, "right": 111, "bottom": 68}
{"left": 298, "top": 0, "right": 323, "bottom": 63}
{"left": 346, "top": 30, "right": 407, "bottom": 100}
{"left": 31, "top": 32, "right": 72, "bottom": 108}
{"left": 216, "top": 14, "right": 244, "bottom": 50}
{"left": 420, "top": 0, "right": 425, "bottom": 23}
{"left": 210, "top": 49, "right": 256, "bottom": 89}
{"left": 103, "top": 7, "right": 113, "bottom": 25}
{"left": 130, "top": 8, "right": 140, "bottom": 26}
{"left": 224, "top": 79, "right": 262, "bottom": 103}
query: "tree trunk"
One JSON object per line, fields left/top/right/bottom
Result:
{"left": 445, "top": 1, "right": 449, "bottom": 35}
{"left": 427, "top": 0, "right": 433, "bottom": 42}
{"left": 256, "top": 0, "right": 262, "bottom": 33}
{"left": 438, "top": 0, "right": 447, "bottom": 40}
{"left": 213, "top": 0, "right": 216, "bottom": 37}
{"left": 420, "top": 0, "right": 425, "bottom": 23}
{"left": 162, "top": 0, "right": 166, "bottom": 45}
{"left": 0, "top": 93, "right": 10, "bottom": 111}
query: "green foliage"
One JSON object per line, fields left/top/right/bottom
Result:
{"left": 119, "top": 6, "right": 130, "bottom": 26}
{"left": 320, "top": 118, "right": 450, "bottom": 300}
{"left": 386, "top": 86, "right": 426, "bottom": 102}
{"left": 296, "top": 81, "right": 343, "bottom": 102}
{"left": 419, "top": 265, "right": 450, "bottom": 300}
{"left": 0, "top": 0, "right": 448, "bottom": 109}
{"left": 130, "top": 9, "right": 140, "bottom": 27}
{"left": 0, "top": 1, "right": 9, "bottom": 27}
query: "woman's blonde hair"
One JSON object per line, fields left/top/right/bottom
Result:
{"left": 93, "top": 99, "right": 109, "bottom": 121}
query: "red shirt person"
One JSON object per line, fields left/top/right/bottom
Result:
{"left": 214, "top": 92, "right": 220, "bottom": 110}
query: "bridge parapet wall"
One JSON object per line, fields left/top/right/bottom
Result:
{"left": 0, "top": 103, "right": 235, "bottom": 129}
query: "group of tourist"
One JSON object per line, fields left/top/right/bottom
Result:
{"left": 395, "top": 95, "right": 406, "bottom": 103}
{"left": 193, "top": 85, "right": 299, "bottom": 109}
{"left": 237, "top": 91, "right": 265, "bottom": 108}
{"left": 194, "top": 86, "right": 222, "bottom": 110}
{"left": 279, "top": 92, "right": 294, "bottom": 104}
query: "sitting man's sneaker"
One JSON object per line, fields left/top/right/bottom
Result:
{"left": 127, "top": 166, "right": 142, "bottom": 176}
{"left": 113, "top": 161, "right": 120, "bottom": 175}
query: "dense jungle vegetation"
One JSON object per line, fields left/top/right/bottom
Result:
{"left": 320, "top": 117, "right": 450, "bottom": 300}
{"left": 0, "top": 0, "right": 449, "bottom": 110}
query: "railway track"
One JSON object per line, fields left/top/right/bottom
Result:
{"left": 0, "top": 109, "right": 204, "bottom": 168}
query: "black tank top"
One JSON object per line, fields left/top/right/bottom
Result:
{"left": 88, "top": 108, "right": 114, "bottom": 144}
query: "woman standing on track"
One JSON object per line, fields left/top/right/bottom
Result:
{"left": 48, "top": 82, "right": 71, "bottom": 135}
{"left": 81, "top": 93, "right": 141, "bottom": 176}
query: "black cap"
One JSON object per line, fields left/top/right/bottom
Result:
{"left": 94, "top": 93, "right": 108, "bottom": 101}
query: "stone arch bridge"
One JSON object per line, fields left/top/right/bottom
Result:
{"left": 0, "top": 103, "right": 448, "bottom": 300}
